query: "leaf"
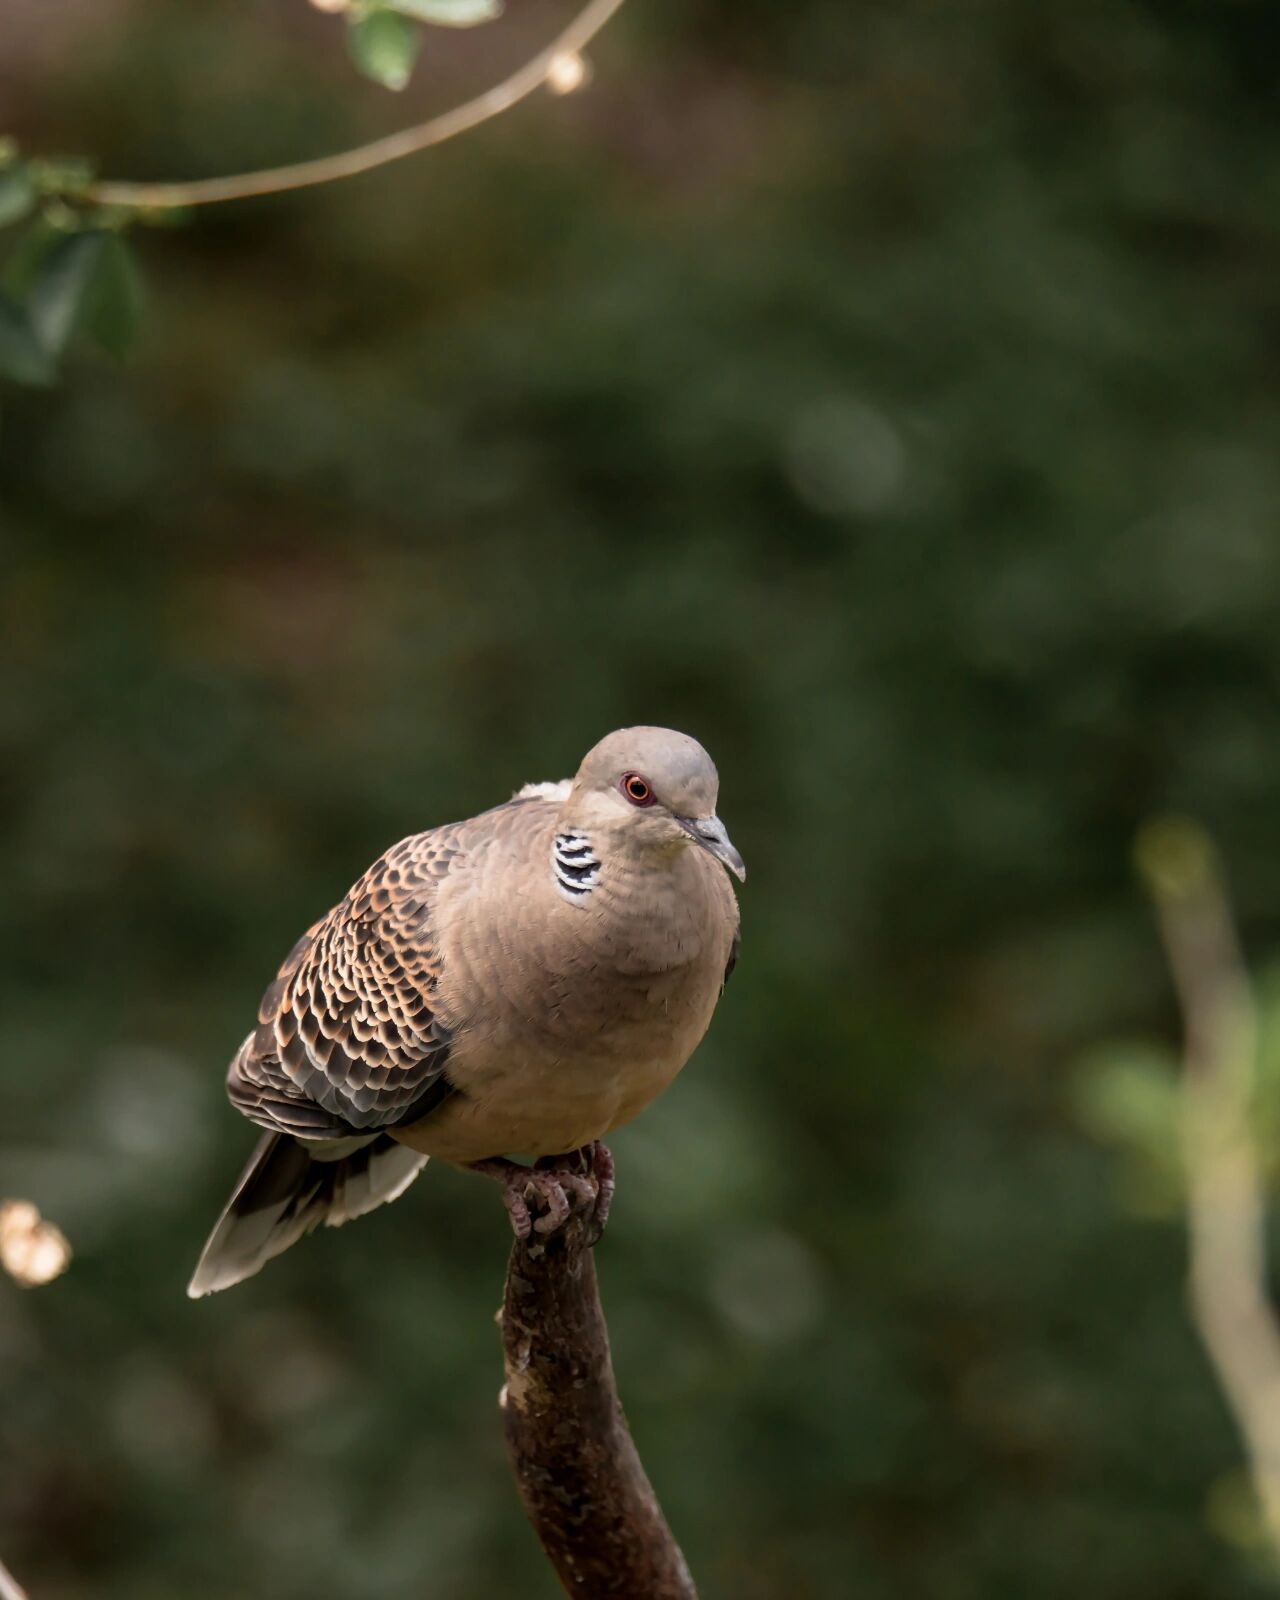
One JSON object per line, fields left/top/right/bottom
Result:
{"left": 27, "top": 230, "right": 111, "bottom": 355}
{"left": 387, "top": 0, "right": 502, "bottom": 24}
{"left": 0, "top": 228, "right": 144, "bottom": 377}
{"left": 1073, "top": 1043, "right": 1180, "bottom": 1158}
{"left": 0, "top": 168, "right": 35, "bottom": 230}
{"left": 348, "top": 9, "right": 422, "bottom": 90}
{"left": 1072, "top": 1043, "right": 1185, "bottom": 1214}
{"left": 82, "top": 234, "right": 144, "bottom": 359}
{"left": 1, "top": 219, "right": 58, "bottom": 297}
{"left": 0, "top": 294, "right": 56, "bottom": 386}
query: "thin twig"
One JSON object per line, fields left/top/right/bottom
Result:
{"left": 498, "top": 1216, "right": 698, "bottom": 1598}
{"left": 80, "top": 0, "right": 626, "bottom": 211}
{"left": 1140, "top": 816, "right": 1280, "bottom": 1558}
{"left": 0, "top": 1556, "right": 29, "bottom": 1600}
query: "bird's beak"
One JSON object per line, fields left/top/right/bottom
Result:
{"left": 681, "top": 814, "right": 747, "bottom": 882}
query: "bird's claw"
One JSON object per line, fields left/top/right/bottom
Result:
{"left": 472, "top": 1143, "right": 614, "bottom": 1245}
{"left": 585, "top": 1140, "right": 615, "bottom": 1243}
{"left": 527, "top": 1161, "right": 597, "bottom": 1236}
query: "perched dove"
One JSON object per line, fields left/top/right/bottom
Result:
{"left": 189, "top": 727, "right": 745, "bottom": 1297}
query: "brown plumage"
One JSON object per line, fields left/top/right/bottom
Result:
{"left": 190, "top": 727, "right": 744, "bottom": 1296}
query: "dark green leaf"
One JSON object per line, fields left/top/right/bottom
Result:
{"left": 0, "top": 293, "right": 56, "bottom": 385}
{"left": 388, "top": 0, "right": 501, "bottom": 24}
{"left": 82, "top": 234, "right": 144, "bottom": 359}
{"left": 1, "top": 219, "right": 58, "bottom": 297}
{"left": 0, "top": 168, "right": 35, "bottom": 229}
{"left": 27, "top": 230, "right": 110, "bottom": 355}
{"left": 348, "top": 9, "right": 422, "bottom": 91}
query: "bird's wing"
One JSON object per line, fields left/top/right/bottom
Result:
{"left": 723, "top": 929, "right": 741, "bottom": 991}
{"left": 228, "top": 829, "right": 462, "bottom": 1139}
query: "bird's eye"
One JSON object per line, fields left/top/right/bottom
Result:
{"left": 621, "top": 773, "right": 655, "bottom": 807}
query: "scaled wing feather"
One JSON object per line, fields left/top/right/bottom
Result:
{"left": 227, "top": 832, "right": 460, "bottom": 1138}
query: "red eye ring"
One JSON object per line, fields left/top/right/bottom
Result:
{"left": 621, "top": 772, "right": 655, "bottom": 807}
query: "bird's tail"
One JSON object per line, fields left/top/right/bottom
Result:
{"left": 187, "top": 1131, "right": 427, "bottom": 1298}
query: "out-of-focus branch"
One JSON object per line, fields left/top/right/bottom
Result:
{"left": 0, "top": 1199, "right": 71, "bottom": 1288}
{"left": 498, "top": 1216, "right": 698, "bottom": 1599}
{"left": 0, "top": 1557, "right": 29, "bottom": 1600}
{"left": 78, "top": 0, "right": 626, "bottom": 212}
{"left": 0, "top": 1201, "right": 69, "bottom": 1599}
{"left": 1139, "top": 816, "right": 1280, "bottom": 1555}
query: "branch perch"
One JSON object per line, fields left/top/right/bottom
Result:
{"left": 498, "top": 1216, "right": 698, "bottom": 1599}
{"left": 1139, "top": 816, "right": 1280, "bottom": 1559}
{"left": 79, "top": 0, "right": 626, "bottom": 212}
{"left": 0, "top": 1557, "right": 28, "bottom": 1600}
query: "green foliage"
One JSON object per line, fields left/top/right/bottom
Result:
{"left": 345, "top": 0, "right": 502, "bottom": 91}
{"left": 0, "top": 291, "right": 55, "bottom": 385}
{"left": 28, "top": 232, "right": 114, "bottom": 355}
{"left": 5, "top": 3, "right": 1280, "bottom": 1599}
{"left": 0, "top": 166, "right": 35, "bottom": 228}
{"left": 80, "top": 234, "right": 144, "bottom": 359}
{"left": 0, "top": 220, "right": 142, "bottom": 384}
{"left": 1254, "top": 969, "right": 1280, "bottom": 1171}
{"left": 1208, "top": 1470, "right": 1273, "bottom": 1559}
{"left": 0, "top": 0, "right": 511, "bottom": 372}
{"left": 346, "top": 8, "right": 423, "bottom": 92}
{"left": 1078, "top": 960, "right": 1280, "bottom": 1212}
{"left": 1073, "top": 1043, "right": 1183, "bottom": 1215}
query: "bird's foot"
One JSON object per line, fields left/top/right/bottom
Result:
{"left": 586, "top": 1140, "right": 615, "bottom": 1242}
{"left": 470, "top": 1142, "right": 614, "bottom": 1244}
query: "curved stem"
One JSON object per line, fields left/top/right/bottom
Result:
{"left": 81, "top": 0, "right": 626, "bottom": 212}
{"left": 1142, "top": 819, "right": 1280, "bottom": 1560}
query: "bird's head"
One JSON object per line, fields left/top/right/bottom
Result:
{"left": 566, "top": 726, "right": 746, "bottom": 882}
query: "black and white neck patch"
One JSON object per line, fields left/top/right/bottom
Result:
{"left": 553, "top": 831, "right": 600, "bottom": 901}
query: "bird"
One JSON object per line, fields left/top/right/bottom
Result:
{"left": 188, "top": 726, "right": 745, "bottom": 1297}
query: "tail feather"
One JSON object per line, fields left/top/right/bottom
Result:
{"left": 188, "top": 1132, "right": 427, "bottom": 1298}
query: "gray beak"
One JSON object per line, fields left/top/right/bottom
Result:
{"left": 682, "top": 814, "right": 747, "bottom": 882}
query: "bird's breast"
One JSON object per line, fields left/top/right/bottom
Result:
{"left": 405, "top": 857, "right": 733, "bottom": 1163}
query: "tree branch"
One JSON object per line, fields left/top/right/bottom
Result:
{"left": 1139, "top": 816, "right": 1280, "bottom": 1557}
{"left": 0, "top": 1557, "right": 28, "bottom": 1600}
{"left": 498, "top": 1216, "right": 698, "bottom": 1599}
{"left": 79, "top": 0, "right": 626, "bottom": 212}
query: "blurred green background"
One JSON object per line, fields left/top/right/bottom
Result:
{"left": 4, "top": 1, "right": 1280, "bottom": 1595}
